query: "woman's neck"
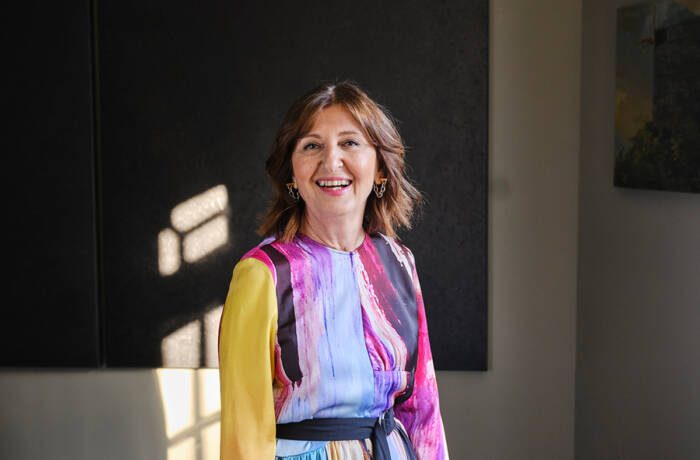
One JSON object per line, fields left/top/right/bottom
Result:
{"left": 300, "top": 212, "right": 366, "bottom": 252}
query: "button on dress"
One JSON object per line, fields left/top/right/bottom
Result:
{"left": 218, "top": 232, "right": 449, "bottom": 459}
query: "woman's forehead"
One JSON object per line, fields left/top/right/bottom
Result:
{"left": 299, "top": 105, "right": 368, "bottom": 138}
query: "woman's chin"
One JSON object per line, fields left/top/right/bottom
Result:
{"left": 306, "top": 202, "right": 365, "bottom": 221}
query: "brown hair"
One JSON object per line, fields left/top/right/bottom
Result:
{"left": 257, "top": 80, "right": 422, "bottom": 241}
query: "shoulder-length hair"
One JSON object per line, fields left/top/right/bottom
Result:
{"left": 257, "top": 80, "right": 422, "bottom": 241}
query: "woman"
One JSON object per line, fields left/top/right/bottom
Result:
{"left": 218, "top": 81, "right": 449, "bottom": 460}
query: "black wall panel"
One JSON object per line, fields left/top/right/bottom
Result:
{"left": 97, "top": 1, "right": 245, "bottom": 367}
{"left": 4, "top": 1, "right": 99, "bottom": 366}
{"left": 98, "top": 0, "right": 488, "bottom": 369}
{"left": 2, "top": 0, "right": 488, "bottom": 370}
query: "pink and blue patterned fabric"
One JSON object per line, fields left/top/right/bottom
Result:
{"left": 242, "top": 232, "right": 449, "bottom": 459}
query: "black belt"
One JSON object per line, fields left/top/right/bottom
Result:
{"left": 276, "top": 407, "right": 416, "bottom": 460}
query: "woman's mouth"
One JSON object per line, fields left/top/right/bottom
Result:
{"left": 315, "top": 179, "right": 352, "bottom": 196}
{"left": 316, "top": 179, "right": 352, "bottom": 189}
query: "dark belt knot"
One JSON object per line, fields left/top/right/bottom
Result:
{"left": 276, "top": 407, "right": 415, "bottom": 459}
{"left": 371, "top": 408, "right": 395, "bottom": 459}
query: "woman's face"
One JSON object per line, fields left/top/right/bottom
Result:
{"left": 291, "top": 104, "right": 380, "bottom": 225}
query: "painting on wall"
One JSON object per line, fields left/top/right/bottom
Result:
{"left": 4, "top": 0, "right": 488, "bottom": 370}
{"left": 615, "top": 1, "right": 700, "bottom": 193}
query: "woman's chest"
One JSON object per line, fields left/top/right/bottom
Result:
{"left": 274, "top": 250, "right": 418, "bottom": 382}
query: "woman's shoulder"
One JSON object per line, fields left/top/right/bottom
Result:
{"left": 233, "top": 236, "right": 281, "bottom": 284}
{"left": 239, "top": 236, "right": 277, "bottom": 260}
{"left": 370, "top": 231, "right": 413, "bottom": 254}
{"left": 368, "top": 232, "right": 417, "bottom": 269}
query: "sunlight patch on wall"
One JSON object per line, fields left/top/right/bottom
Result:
{"left": 158, "top": 185, "right": 230, "bottom": 276}
{"left": 171, "top": 185, "right": 228, "bottom": 233}
{"left": 183, "top": 215, "right": 229, "bottom": 263}
{"left": 161, "top": 320, "right": 202, "bottom": 368}
{"left": 158, "top": 228, "right": 181, "bottom": 275}
{"left": 168, "top": 437, "right": 196, "bottom": 460}
{"left": 204, "top": 306, "right": 223, "bottom": 367}
{"left": 199, "top": 368, "right": 221, "bottom": 418}
{"left": 158, "top": 369, "right": 196, "bottom": 438}
{"left": 157, "top": 369, "right": 221, "bottom": 460}
{"left": 161, "top": 305, "right": 223, "bottom": 368}
{"left": 201, "top": 422, "right": 221, "bottom": 460}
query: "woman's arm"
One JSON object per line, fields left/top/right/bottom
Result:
{"left": 218, "top": 256, "right": 278, "bottom": 460}
{"left": 393, "top": 248, "right": 450, "bottom": 460}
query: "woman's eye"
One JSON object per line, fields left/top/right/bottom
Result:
{"left": 303, "top": 143, "right": 319, "bottom": 151}
{"left": 343, "top": 140, "right": 359, "bottom": 147}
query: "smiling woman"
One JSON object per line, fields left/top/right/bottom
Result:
{"left": 258, "top": 81, "right": 422, "bottom": 244}
{"left": 290, "top": 105, "right": 382, "bottom": 247}
{"left": 218, "top": 81, "right": 449, "bottom": 460}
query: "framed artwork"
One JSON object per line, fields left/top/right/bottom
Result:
{"left": 615, "top": 1, "right": 699, "bottom": 193}
{"left": 6, "top": 0, "right": 489, "bottom": 371}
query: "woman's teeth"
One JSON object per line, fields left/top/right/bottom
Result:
{"left": 316, "top": 180, "right": 351, "bottom": 188}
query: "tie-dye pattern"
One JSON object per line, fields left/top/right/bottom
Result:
{"left": 220, "top": 232, "right": 449, "bottom": 459}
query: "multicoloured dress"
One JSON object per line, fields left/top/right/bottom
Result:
{"left": 218, "top": 232, "right": 449, "bottom": 459}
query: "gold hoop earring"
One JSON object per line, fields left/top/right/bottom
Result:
{"left": 373, "top": 178, "right": 388, "bottom": 198}
{"left": 286, "top": 181, "right": 300, "bottom": 201}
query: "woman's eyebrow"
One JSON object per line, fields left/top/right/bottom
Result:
{"left": 300, "top": 130, "right": 362, "bottom": 140}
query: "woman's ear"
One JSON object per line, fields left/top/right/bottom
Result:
{"left": 375, "top": 164, "right": 388, "bottom": 184}
{"left": 374, "top": 157, "right": 385, "bottom": 184}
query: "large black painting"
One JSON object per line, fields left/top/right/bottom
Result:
{"left": 98, "top": 0, "right": 488, "bottom": 370}
{"left": 5, "top": 0, "right": 487, "bottom": 370}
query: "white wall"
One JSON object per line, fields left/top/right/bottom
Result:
{"left": 0, "top": 1, "right": 583, "bottom": 459}
{"left": 0, "top": 371, "right": 168, "bottom": 460}
{"left": 576, "top": 1, "right": 700, "bottom": 459}
{"left": 439, "top": 0, "right": 580, "bottom": 458}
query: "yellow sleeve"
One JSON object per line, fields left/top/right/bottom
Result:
{"left": 219, "top": 257, "right": 278, "bottom": 460}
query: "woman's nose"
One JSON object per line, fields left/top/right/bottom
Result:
{"left": 321, "top": 143, "right": 344, "bottom": 170}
